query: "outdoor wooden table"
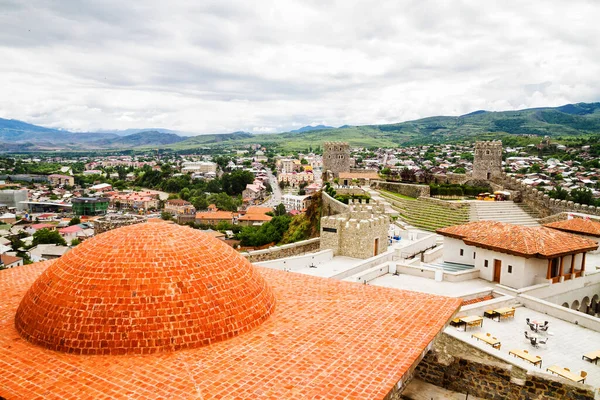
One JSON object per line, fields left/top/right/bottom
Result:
{"left": 546, "top": 365, "right": 586, "bottom": 383}
{"left": 582, "top": 350, "right": 600, "bottom": 365}
{"left": 459, "top": 315, "right": 483, "bottom": 331}
{"left": 493, "top": 307, "right": 515, "bottom": 321}
{"left": 509, "top": 349, "right": 542, "bottom": 368}
{"left": 471, "top": 332, "right": 501, "bottom": 350}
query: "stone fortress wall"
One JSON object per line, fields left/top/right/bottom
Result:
{"left": 94, "top": 214, "right": 147, "bottom": 234}
{"left": 242, "top": 238, "right": 321, "bottom": 263}
{"left": 322, "top": 141, "right": 350, "bottom": 180}
{"left": 371, "top": 180, "right": 431, "bottom": 198}
{"left": 320, "top": 200, "right": 389, "bottom": 259}
{"left": 415, "top": 333, "right": 596, "bottom": 400}
{"left": 321, "top": 190, "right": 350, "bottom": 217}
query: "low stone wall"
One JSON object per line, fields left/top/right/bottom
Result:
{"left": 321, "top": 191, "right": 349, "bottom": 217}
{"left": 335, "top": 187, "right": 367, "bottom": 196}
{"left": 242, "top": 238, "right": 320, "bottom": 263}
{"left": 371, "top": 181, "right": 430, "bottom": 198}
{"left": 415, "top": 333, "right": 596, "bottom": 400}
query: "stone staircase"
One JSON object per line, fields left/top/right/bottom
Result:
{"left": 469, "top": 201, "right": 540, "bottom": 227}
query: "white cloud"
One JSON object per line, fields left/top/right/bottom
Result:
{"left": 0, "top": 0, "right": 599, "bottom": 134}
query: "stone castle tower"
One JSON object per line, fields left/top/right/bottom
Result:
{"left": 323, "top": 141, "right": 350, "bottom": 181}
{"left": 472, "top": 141, "right": 503, "bottom": 180}
{"left": 320, "top": 200, "right": 389, "bottom": 259}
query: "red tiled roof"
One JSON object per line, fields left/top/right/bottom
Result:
{"left": 245, "top": 206, "right": 273, "bottom": 215}
{"left": 195, "top": 211, "right": 235, "bottom": 220}
{"left": 238, "top": 213, "right": 272, "bottom": 222}
{"left": 58, "top": 225, "right": 83, "bottom": 234}
{"left": 544, "top": 218, "right": 600, "bottom": 238}
{"left": 30, "top": 223, "right": 54, "bottom": 230}
{"left": 437, "top": 221, "right": 598, "bottom": 258}
{"left": 0, "top": 224, "right": 461, "bottom": 399}
{"left": 0, "top": 254, "right": 21, "bottom": 266}
{"left": 166, "top": 199, "right": 192, "bottom": 206}
{"left": 15, "top": 223, "right": 275, "bottom": 355}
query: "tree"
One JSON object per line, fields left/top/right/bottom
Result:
{"left": 569, "top": 187, "right": 595, "bottom": 206}
{"left": 70, "top": 238, "right": 81, "bottom": 246}
{"left": 68, "top": 217, "right": 81, "bottom": 226}
{"left": 32, "top": 229, "right": 66, "bottom": 247}
{"left": 381, "top": 167, "right": 391, "bottom": 176}
{"left": 208, "top": 192, "right": 240, "bottom": 212}
{"left": 222, "top": 170, "right": 254, "bottom": 196}
{"left": 275, "top": 203, "right": 287, "bottom": 216}
{"left": 160, "top": 212, "right": 173, "bottom": 221}
{"left": 300, "top": 158, "right": 308, "bottom": 165}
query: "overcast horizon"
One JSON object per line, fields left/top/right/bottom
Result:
{"left": 2, "top": 0, "right": 600, "bottom": 135}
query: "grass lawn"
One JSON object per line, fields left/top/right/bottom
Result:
{"left": 380, "top": 190, "right": 417, "bottom": 201}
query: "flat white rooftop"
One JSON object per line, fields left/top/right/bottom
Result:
{"left": 369, "top": 274, "right": 497, "bottom": 298}
{"left": 294, "top": 256, "right": 362, "bottom": 278}
{"left": 447, "top": 306, "right": 600, "bottom": 389}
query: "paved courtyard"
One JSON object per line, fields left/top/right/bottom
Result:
{"left": 293, "top": 256, "right": 362, "bottom": 278}
{"left": 447, "top": 306, "right": 600, "bottom": 389}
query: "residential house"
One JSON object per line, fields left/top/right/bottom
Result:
{"left": 164, "top": 199, "right": 196, "bottom": 216}
{"left": 195, "top": 211, "right": 236, "bottom": 225}
{"left": 282, "top": 194, "right": 312, "bottom": 212}
{"left": 0, "top": 254, "right": 23, "bottom": 268}
{"left": 48, "top": 174, "right": 75, "bottom": 187}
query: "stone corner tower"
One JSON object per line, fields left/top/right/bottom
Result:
{"left": 323, "top": 141, "right": 350, "bottom": 181}
{"left": 473, "top": 141, "right": 503, "bottom": 180}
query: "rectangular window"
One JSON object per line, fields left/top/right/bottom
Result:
{"left": 460, "top": 249, "right": 464, "bottom": 256}
{"left": 484, "top": 260, "right": 489, "bottom": 268}
{"left": 323, "top": 227, "right": 337, "bottom": 233}
{"left": 508, "top": 265, "right": 513, "bottom": 273}
{"left": 473, "top": 252, "right": 476, "bottom": 259}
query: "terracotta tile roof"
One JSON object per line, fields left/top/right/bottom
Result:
{"left": 58, "top": 225, "right": 83, "bottom": 234}
{"left": 245, "top": 206, "right": 273, "bottom": 215}
{"left": 238, "top": 213, "right": 273, "bottom": 222}
{"left": 166, "top": 199, "right": 192, "bottom": 206}
{"left": 15, "top": 223, "right": 275, "bottom": 356}
{"left": 0, "top": 254, "right": 21, "bottom": 265}
{"left": 437, "top": 221, "right": 598, "bottom": 258}
{"left": 544, "top": 218, "right": 600, "bottom": 238}
{"left": 0, "top": 223, "right": 461, "bottom": 399}
{"left": 195, "top": 211, "right": 235, "bottom": 220}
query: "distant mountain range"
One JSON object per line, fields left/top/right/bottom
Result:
{"left": 2, "top": 102, "right": 600, "bottom": 152}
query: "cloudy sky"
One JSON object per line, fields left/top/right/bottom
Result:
{"left": 1, "top": 0, "right": 600, "bottom": 134}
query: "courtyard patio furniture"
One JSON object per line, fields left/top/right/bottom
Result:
{"left": 538, "top": 322, "right": 549, "bottom": 332}
{"left": 529, "top": 337, "right": 538, "bottom": 348}
{"left": 449, "top": 315, "right": 466, "bottom": 327}
{"left": 484, "top": 310, "right": 498, "bottom": 319}
{"left": 546, "top": 365, "right": 586, "bottom": 383}
{"left": 537, "top": 337, "right": 548, "bottom": 346}
{"left": 492, "top": 307, "right": 515, "bottom": 321}
{"left": 471, "top": 332, "right": 501, "bottom": 350}
{"left": 458, "top": 315, "right": 483, "bottom": 331}
{"left": 582, "top": 350, "right": 600, "bottom": 365}
{"left": 509, "top": 349, "right": 542, "bottom": 368}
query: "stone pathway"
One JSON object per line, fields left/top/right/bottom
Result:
{"left": 469, "top": 200, "right": 539, "bottom": 226}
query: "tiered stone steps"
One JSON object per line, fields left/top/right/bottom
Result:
{"left": 469, "top": 201, "right": 540, "bottom": 226}
{"left": 424, "top": 261, "right": 475, "bottom": 272}
{"left": 377, "top": 191, "right": 470, "bottom": 232}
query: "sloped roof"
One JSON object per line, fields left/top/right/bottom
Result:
{"left": 437, "top": 221, "right": 598, "bottom": 258}
{"left": 544, "top": 218, "right": 600, "bottom": 238}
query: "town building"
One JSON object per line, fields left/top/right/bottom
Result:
{"left": 0, "top": 189, "right": 28, "bottom": 211}
{"left": 544, "top": 217, "right": 600, "bottom": 253}
{"left": 164, "top": 199, "right": 196, "bottom": 216}
{"left": 437, "top": 221, "right": 598, "bottom": 288}
{"left": 109, "top": 192, "right": 159, "bottom": 212}
{"left": 47, "top": 174, "right": 75, "bottom": 186}
{"left": 72, "top": 197, "right": 109, "bottom": 216}
{"left": 277, "top": 171, "right": 314, "bottom": 187}
{"left": 89, "top": 183, "right": 113, "bottom": 192}
{"left": 181, "top": 161, "right": 217, "bottom": 174}
{"left": 0, "top": 222, "right": 460, "bottom": 398}
{"left": 195, "top": 210, "right": 236, "bottom": 225}
{"left": 282, "top": 194, "right": 312, "bottom": 212}
{"left": 242, "top": 181, "right": 267, "bottom": 204}
{"left": 0, "top": 254, "right": 23, "bottom": 268}
{"left": 338, "top": 170, "right": 380, "bottom": 186}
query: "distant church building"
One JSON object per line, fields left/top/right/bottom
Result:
{"left": 472, "top": 141, "right": 503, "bottom": 180}
{"left": 323, "top": 141, "right": 350, "bottom": 181}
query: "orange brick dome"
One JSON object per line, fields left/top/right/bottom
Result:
{"left": 15, "top": 222, "right": 275, "bottom": 355}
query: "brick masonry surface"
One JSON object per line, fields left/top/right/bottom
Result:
{"left": 0, "top": 225, "right": 462, "bottom": 399}
{"left": 15, "top": 222, "right": 276, "bottom": 355}
{"left": 415, "top": 333, "right": 596, "bottom": 400}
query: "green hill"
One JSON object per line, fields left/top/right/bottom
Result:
{"left": 166, "top": 102, "right": 600, "bottom": 151}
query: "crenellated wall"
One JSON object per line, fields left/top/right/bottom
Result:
{"left": 321, "top": 191, "right": 349, "bottom": 216}
{"left": 500, "top": 175, "right": 600, "bottom": 218}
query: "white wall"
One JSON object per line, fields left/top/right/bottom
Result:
{"left": 442, "top": 237, "right": 476, "bottom": 265}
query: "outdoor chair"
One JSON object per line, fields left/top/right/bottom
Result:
{"left": 581, "top": 371, "right": 587, "bottom": 383}
{"left": 538, "top": 324, "right": 549, "bottom": 332}
{"left": 528, "top": 324, "right": 538, "bottom": 332}
{"left": 524, "top": 331, "right": 530, "bottom": 340}
{"left": 529, "top": 337, "right": 538, "bottom": 348}
{"left": 538, "top": 338, "right": 548, "bottom": 346}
